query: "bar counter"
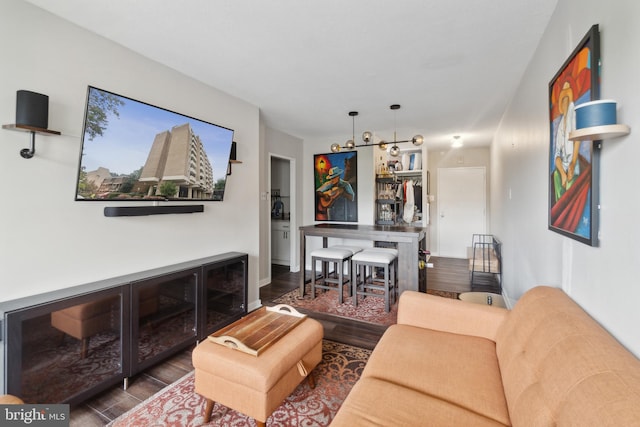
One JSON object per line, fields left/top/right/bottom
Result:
{"left": 299, "top": 224, "right": 427, "bottom": 297}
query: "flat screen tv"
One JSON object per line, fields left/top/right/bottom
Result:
{"left": 75, "top": 86, "right": 234, "bottom": 202}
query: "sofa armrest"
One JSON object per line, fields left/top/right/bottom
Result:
{"left": 397, "top": 291, "right": 509, "bottom": 342}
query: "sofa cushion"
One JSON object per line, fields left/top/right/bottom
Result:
{"left": 496, "top": 286, "right": 640, "bottom": 426}
{"left": 362, "top": 324, "right": 510, "bottom": 426}
{"left": 397, "top": 291, "right": 508, "bottom": 342}
{"left": 332, "top": 377, "right": 508, "bottom": 427}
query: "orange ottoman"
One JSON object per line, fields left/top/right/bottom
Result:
{"left": 192, "top": 316, "right": 323, "bottom": 427}
{"left": 50, "top": 295, "right": 119, "bottom": 358}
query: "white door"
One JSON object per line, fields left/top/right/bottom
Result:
{"left": 437, "top": 167, "right": 486, "bottom": 258}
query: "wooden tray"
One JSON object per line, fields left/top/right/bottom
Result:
{"left": 208, "top": 304, "right": 306, "bottom": 356}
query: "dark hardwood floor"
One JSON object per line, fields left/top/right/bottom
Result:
{"left": 264, "top": 264, "right": 389, "bottom": 351}
{"left": 427, "top": 256, "right": 472, "bottom": 293}
{"left": 70, "top": 257, "right": 471, "bottom": 425}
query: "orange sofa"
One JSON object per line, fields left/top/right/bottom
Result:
{"left": 331, "top": 286, "right": 640, "bottom": 426}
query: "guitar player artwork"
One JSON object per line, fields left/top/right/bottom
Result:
{"left": 314, "top": 152, "right": 357, "bottom": 222}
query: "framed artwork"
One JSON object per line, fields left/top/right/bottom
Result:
{"left": 314, "top": 151, "right": 358, "bottom": 222}
{"left": 548, "top": 24, "right": 600, "bottom": 246}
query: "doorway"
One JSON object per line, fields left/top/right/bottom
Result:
{"left": 437, "top": 167, "right": 486, "bottom": 258}
{"left": 269, "top": 154, "right": 296, "bottom": 271}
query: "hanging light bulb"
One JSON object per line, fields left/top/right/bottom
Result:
{"left": 345, "top": 111, "right": 358, "bottom": 150}
{"left": 330, "top": 143, "right": 341, "bottom": 153}
{"left": 378, "top": 140, "right": 387, "bottom": 150}
{"left": 412, "top": 135, "right": 424, "bottom": 146}
{"left": 387, "top": 104, "right": 400, "bottom": 155}
{"left": 362, "top": 131, "right": 372, "bottom": 144}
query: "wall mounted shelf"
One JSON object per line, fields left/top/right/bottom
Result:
{"left": 3, "top": 123, "right": 61, "bottom": 159}
{"left": 569, "top": 124, "right": 630, "bottom": 141}
{"left": 2, "top": 123, "right": 60, "bottom": 136}
{"left": 227, "top": 159, "right": 242, "bottom": 175}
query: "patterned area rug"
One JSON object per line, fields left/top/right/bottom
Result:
{"left": 108, "top": 340, "right": 371, "bottom": 427}
{"left": 273, "top": 284, "right": 458, "bottom": 326}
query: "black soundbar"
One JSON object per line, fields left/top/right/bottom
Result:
{"left": 104, "top": 205, "right": 204, "bottom": 217}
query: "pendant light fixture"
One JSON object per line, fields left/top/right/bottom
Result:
{"left": 330, "top": 104, "right": 423, "bottom": 156}
{"left": 331, "top": 111, "right": 359, "bottom": 153}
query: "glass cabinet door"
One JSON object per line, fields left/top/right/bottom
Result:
{"left": 6, "top": 287, "right": 126, "bottom": 405}
{"left": 131, "top": 268, "right": 198, "bottom": 372}
{"left": 201, "top": 255, "right": 247, "bottom": 337}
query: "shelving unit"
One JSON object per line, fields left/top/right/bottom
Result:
{"left": 374, "top": 146, "right": 428, "bottom": 227}
{"left": 375, "top": 176, "right": 401, "bottom": 225}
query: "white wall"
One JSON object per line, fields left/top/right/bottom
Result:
{"left": 299, "top": 138, "right": 376, "bottom": 270}
{"left": 0, "top": 0, "right": 262, "bottom": 307}
{"left": 493, "top": 0, "right": 640, "bottom": 356}
{"left": 428, "top": 147, "right": 491, "bottom": 255}
{"left": 261, "top": 126, "right": 303, "bottom": 282}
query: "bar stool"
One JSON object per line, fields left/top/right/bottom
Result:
{"left": 310, "top": 247, "right": 353, "bottom": 303}
{"left": 351, "top": 249, "right": 398, "bottom": 312}
{"left": 329, "top": 245, "right": 364, "bottom": 256}
{"left": 361, "top": 247, "right": 399, "bottom": 285}
{"left": 366, "top": 247, "right": 399, "bottom": 283}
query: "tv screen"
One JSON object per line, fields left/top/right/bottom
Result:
{"left": 75, "top": 86, "right": 234, "bottom": 202}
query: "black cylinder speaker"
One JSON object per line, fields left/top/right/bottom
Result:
{"left": 16, "top": 90, "right": 49, "bottom": 129}
{"left": 230, "top": 141, "right": 237, "bottom": 160}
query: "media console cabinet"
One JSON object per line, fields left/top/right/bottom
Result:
{"left": 0, "top": 252, "right": 248, "bottom": 406}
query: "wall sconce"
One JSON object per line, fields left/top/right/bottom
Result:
{"left": 2, "top": 90, "right": 60, "bottom": 158}
{"left": 330, "top": 104, "right": 423, "bottom": 157}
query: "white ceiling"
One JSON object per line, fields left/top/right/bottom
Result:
{"left": 24, "top": 0, "right": 557, "bottom": 149}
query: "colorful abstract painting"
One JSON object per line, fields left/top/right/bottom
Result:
{"left": 548, "top": 25, "right": 600, "bottom": 246}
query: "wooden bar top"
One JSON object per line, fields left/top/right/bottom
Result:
{"left": 300, "top": 223, "right": 426, "bottom": 241}
{"left": 299, "top": 223, "right": 428, "bottom": 296}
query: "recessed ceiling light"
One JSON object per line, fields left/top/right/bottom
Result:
{"left": 451, "top": 135, "right": 463, "bottom": 148}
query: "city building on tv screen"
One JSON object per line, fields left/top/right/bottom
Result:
{"left": 75, "top": 86, "right": 234, "bottom": 201}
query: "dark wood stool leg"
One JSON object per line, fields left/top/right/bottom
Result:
{"left": 57, "top": 331, "right": 66, "bottom": 346}
{"left": 203, "top": 398, "right": 215, "bottom": 423}
{"left": 81, "top": 337, "right": 89, "bottom": 359}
